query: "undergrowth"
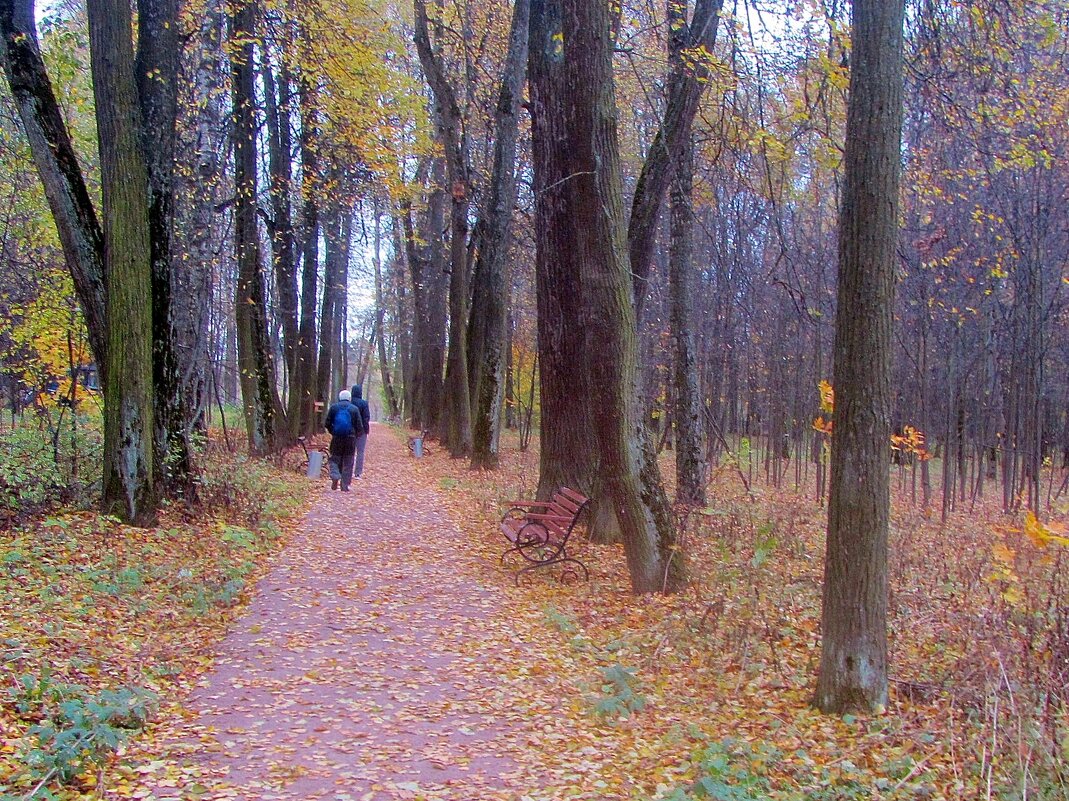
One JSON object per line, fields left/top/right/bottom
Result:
{"left": 0, "top": 412, "right": 103, "bottom": 526}
{"left": 424, "top": 430, "right": 1069, "bottom": 801}
{"left": 0, "top": 433, "right": 309, "bottom": 799}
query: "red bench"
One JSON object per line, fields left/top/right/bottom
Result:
{"left": 500, "top": 486, "right": 591, "bottom": 583}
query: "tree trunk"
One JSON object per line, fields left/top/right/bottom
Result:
{"left": 171, "top": 0, "right": 223, "bottom": 448}
{"left": 469, "top": 0, "right": 529, "bottom": 470}
{"left": 136, "top": 0, "right": 193, "bottom": 492}
{"left": 814, "top": 0, "right": 904, "bottom": 714}
{"left": 413, "top": 0, "right": 472, "bottom": 457}
{"left": 0, "top": 0, "right": 107, "bottom": 373}
{"left": 316, "top": 201, "right": 345, "bottom": 403}
{"left": 400, "top": 174, "right": 446, "bottom": 432}
{"left": 294, "top": 77, "right": 319, "bottom": 436}
{"left": 667, "top": 0, "right": 705, "bottom": 507}
{"left": 528, "top": 0, "right": 599, "bottom": 503}
{"left": 374, "top": 204, "right": 401, "bottom": 419}
{"left": 531, "top": 0, "right": 682, "bottom": 592}
{"left": 230, "top": 0, "right": 281, "bottom": 454}
{"left": 393, "top": 217, "right": 414, "bottom": 421}
{"left": 628, "top": 0, "right": 722, "bottom": 321}
{"left": 88, "top": 0, "right": 157, "bottom": 524}
{"left": 263, "top": 55, "right": 299, "bottom": 410}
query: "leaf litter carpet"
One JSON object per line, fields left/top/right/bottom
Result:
{"left": 127, "top": 425, "right": 575, "bottom": 800}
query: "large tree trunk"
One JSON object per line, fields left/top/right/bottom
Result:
{"left": 316, "top": 200, "right": 349, "bottom": 402}
{"left": 172, "top": 0, "right": 225, "bottom": 437}
{"left": 469, "top": 0, "right": 529, "bottom": 470}
{"left": 400, "top": 170, "right": 447, "bottom": 432}
{"left": 814, "top": 0, "right": 904, "bottom": 714}
{"left": 230, "top": 0, "right": 281, "bottom": 454}
{"left": 528, "top": 0, "right": 599, "bottom": 503}
{"left": 667, "top": 0, "right": 706, "bottom": 506}
{"left": 669, "top": 132, "right": 705, "bottom": 506}
{"left": 88, "top": 0, "right": 157, "bottom": 524}
{"left": 392, "top": 218, "right": 414, "bottom": 421}
{"left": 374, "top": 204, "right": 401, "bottom": 419}
{"left": 531, "top": 0, "right": 682, "bottom": 593}
{"left": 413, "top": 0, "right": 472, "bottom": 457}
{"left": 136, "top": 0, "right": 193, "bottom": 492}
{"left": 0, "top": 0, "right": 107, "bottom": 373}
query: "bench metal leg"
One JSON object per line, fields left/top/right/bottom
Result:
{"left": 513, "top": 555, "right": 589, "bottom": 586}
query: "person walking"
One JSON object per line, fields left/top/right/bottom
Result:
{"left": 324, "top": 390, "right": 358, "bottom": 491}
{"left": 350, "top": 384, "right": 372, "bottom": 479}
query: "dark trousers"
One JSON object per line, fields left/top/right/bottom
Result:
{"left": 329, "top": 435, "right": 357, "bottom": 489}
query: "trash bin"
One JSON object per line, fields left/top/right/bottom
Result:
{"left": 306, "top": 450, "right": 324, "bottom": 478}
{"left": 412, "top": 437, "right": 423, "bottom": 458}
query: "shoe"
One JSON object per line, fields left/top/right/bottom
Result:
{"left": 331, "top": 479, "right": 338, "bottom": 490}
{"left": 341, "top": 486, "right": 351, "bottom": 492}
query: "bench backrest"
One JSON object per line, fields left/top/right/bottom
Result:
{"left": 545, "top": 487, "right": 590, "bottom": 538}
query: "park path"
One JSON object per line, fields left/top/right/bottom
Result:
{"left": 132, "top": 424, "right": 568, "bottom": 801}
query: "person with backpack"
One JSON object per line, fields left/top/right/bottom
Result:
{"left": 350, "top": 384, "right": 372, "bottom": 479}
{"left": 324, "top": 389, "right": 358, "bottom": 491}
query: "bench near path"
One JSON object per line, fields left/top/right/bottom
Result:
{"left": 131, "top": 424, "right": 572, "bottom": 800}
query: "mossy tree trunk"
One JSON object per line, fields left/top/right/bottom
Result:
{"left": 88, "top": 0, "right": 157, "bottom": 524}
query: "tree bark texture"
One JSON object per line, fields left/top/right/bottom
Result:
{"left": 316, "top": 201, "right": 349, "bottom": 402}
{"left": 263, "top": 56, "right": 299, "bottom": 408}
{"left": 392, "top": 217, "right": 414, "bottom": 420}
{"left": 669, "top": 129, "right": 705, "bottom": 506}
{"left": 400, "top": 176, "right": 446, "bottom": 432}
{"left": 814, "top": 0, "right": 904, "bottom": 714}
{"left": 531, "top": 0, "right": 682, "bottom": 592}
{"left": 136, "top": 0, "right": 193, "bottom": 491}
{"left": 528, "top": 0, "right": 599, "bottom": 503}
{"left": 469, "top": 0, "right": 529, "bottom": 470}
{"left": 172, "top": 0, "right": 225, "bottom": 436}
{"left": 0, "top": 0, "right": 107, "bottom": 373}
{"left": 374, "top": 206, "right": 401, "bottom": 419}
{"left": 88, "top": 0, "right": 157, "bottom": 524}
{"left": 230, "top": 0, "right": 281, "bottom": 454}
{"left": 413, "top": 0, "right": 472, "bottom": 457}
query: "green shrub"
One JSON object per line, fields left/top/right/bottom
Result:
{"left": 11, "top": 671, "right": 156, "bottom": 786}
{"left": 0, "top": 414, "right": 103, "bottom": 519}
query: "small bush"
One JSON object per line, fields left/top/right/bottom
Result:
{"left": 0, "top": 414, "right": 103, "bottom": 522}
{"left": 11, "top": 671, "right": 156, "bottom": 786}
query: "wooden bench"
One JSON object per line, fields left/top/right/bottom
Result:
{"left": 500, "top": 486, "right": 591, "bottom": 584}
